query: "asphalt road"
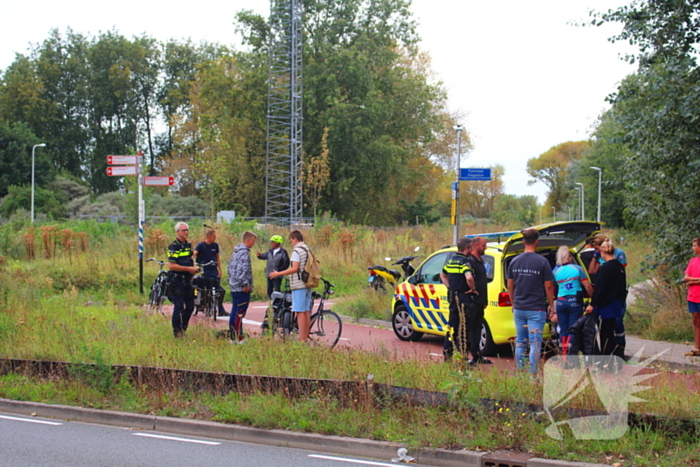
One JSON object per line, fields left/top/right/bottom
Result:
{"left": 0, "top": 413, "right": 433, "bottom": 467}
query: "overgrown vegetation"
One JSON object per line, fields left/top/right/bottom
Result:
{"left": 0, "top": 218, "right": 696, "bottom": 465}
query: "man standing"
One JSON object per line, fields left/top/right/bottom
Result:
{"left": 468, "top": 236, "right": 492, "bottom": 365}
{"left": 256, "top": 235, "right": 290, "bottom": 299}
{"left": 269, "top": 230, "right": 312, "bottom": 342}
{"left": 440, "top": 237, "right": 478, "bottom": 362}
{"left": 228, "top": 231, "right": 257, "bottom": 343}
{"left": 588, "top": 234, "right": 628, "bottom": 354}
{"left": 193, "top": 229, "right": 228, "bottom": 317}
{"left": 506, "top": 228, "right": 556, "bottom": 375}
{"left": 167, "top": 222, "right": 198, "bottom": 338}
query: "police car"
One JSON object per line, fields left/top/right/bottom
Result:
{"left": 390, "top": 222, "right": 601, "bottom": 355}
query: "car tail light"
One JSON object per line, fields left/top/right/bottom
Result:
{"left": 498, "top": 292, "right": 512, "bottom": 307}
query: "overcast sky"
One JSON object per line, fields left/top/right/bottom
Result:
{"left": 1, "top": 0, "right": 637, "bottom": 202}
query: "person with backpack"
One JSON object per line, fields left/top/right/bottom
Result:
{"left": 269, "top": 230, "right": 317, "bottom": 342}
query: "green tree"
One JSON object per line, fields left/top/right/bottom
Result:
{"left": 235, "top": 0, "right": 454, "bottom": 224}
{"left": 0, "top": 121, "right": 54, "bottom": 198}
{"left": 593, "top": 0, "right": 700, "bottom": 274}
{"left": 526, "top": 141, "right": 590, "bottom": 212}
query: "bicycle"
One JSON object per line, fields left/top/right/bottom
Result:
{"left": 266, "top": 278, "right": 342, "bottom": 348}
{"left": 146, "top": 258, "right": 169, "bottom": 315}
{"left": 193, "top": 260, "right": 221, "bottom": 321}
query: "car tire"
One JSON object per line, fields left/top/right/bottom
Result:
{"left": 392, "top": 304, "right": 423, "bottom": 341}
{"left": 479, "top": 321, "right": 498, "bottom": 356}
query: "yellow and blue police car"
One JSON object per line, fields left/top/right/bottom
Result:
{"left": 391, "top": 222, "right": 601, "bottom": 355}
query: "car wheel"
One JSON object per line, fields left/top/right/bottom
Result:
{"left": 392, "top": 304, "right": 423, "bottom": 341}
{"left": 479, "top": 321, "right": 498, "bottom": 356}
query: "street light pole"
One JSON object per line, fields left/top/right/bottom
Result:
{"left": 590, "top": 166, "right": 602, "bottom": 223}
{"left": 574, "top": 186, "right": 581, "bottom": 220}
{"left": 31, "top": 143, "right": 46, "bottom": 223}
{"left": 575, "top": 182, "right": 585, "bottom": 220}
{"left": 452, "top": 125, "right": 463, "bottom": 245}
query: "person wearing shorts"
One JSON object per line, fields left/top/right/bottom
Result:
{"left": 269, "top": 230, "right": 312, "bottom": 342}
{"left": 683, "top": 237, "right": 700, "bottom": 356}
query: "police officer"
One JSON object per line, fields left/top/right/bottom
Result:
{"left": 168, "top": 222, "right": 198, "bottom": 337}
{"left": 440, "top": 237, "right": 478, "bottom": 362}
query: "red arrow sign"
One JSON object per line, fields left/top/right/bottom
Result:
{"left": 107, "top": 155, "right": 138, "bottom": 165}
{"left": 143, "top": 176, "right": 174, "bottom": 186}
{"left": 106, "top": 166, "right": 138, "bottom": 176}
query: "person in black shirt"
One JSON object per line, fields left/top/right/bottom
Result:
{"left": 168, "top": 222, "right": 198, "bottom": 337}
{"left": 440, "top": 237, "right": 478, "bottom": 362}
{"left": 256, "top": 235, "right": 290, "bottom": 299}
{"left": 193, "top": 229, "right": 229, "bottom": 317}
{"left": 468, "top": 236, "right": 492, "bottom": 365}
{"left": 585, "top": 240, "right": 626, "bottom": 357}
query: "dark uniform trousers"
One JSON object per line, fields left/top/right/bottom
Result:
{"left": 170, "top": 275, "right": 194, "bottom": 336}
{"left": 444, "top": 291, "right": 483, "bottom": 360}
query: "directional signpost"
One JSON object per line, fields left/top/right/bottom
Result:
{"left": 459, "top": 168, "right": 492, "bottom": 181}
{"left": 143, "top": 176, "right": 174, "bottom": 186}
{"left": 107, "top": 155, "right": 138, "bottom": 165}
{"left": 106, "top": 165, "right": 138, "bottom": 176}
{"left": 106, "top": 152, "right": 146, "bottom": 293}
{"left": 453, "top": 167, "right": 492, "bottom": 244}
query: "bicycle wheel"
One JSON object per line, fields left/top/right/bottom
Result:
{"left": 309, "top": 310, "right": 342, "bottom": 348}
{"left": 148, "top": 283, "right": 164, "bottom": 315}
{"left": 281, "top": 310, "right": 294, "bottom": 337}
{"left": 209, "top": 291, "right": 218, "bottom": 322}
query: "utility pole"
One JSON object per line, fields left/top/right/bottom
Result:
{"left": 452, "top": 125, "right": 463, "bottom": 245}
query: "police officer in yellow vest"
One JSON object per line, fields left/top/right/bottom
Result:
{"left": 168, "top": 222, "right": 198, "bottom": 337}
{"left": 440, "top": 237, "right": 479, "bottom": 362}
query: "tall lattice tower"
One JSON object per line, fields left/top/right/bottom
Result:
{"left": 264, "top": 0, "right": 303, "bottom": 225}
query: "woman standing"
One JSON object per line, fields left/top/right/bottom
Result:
{"left": 585, "top": 240, "right": 627, "bottom": 357}
{"left": 553, "top": 246, "right": 593, "bottom": 355}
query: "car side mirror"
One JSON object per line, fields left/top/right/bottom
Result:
{"left": 407, "top": 275, "right": 418, "bottom": 285}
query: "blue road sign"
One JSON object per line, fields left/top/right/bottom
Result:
{"left": 459, "top": 168, "right": 491, "bottom": 181}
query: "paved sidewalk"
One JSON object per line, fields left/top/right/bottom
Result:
{"left": 625, "top": 335, "right": 700, "bottom": 370}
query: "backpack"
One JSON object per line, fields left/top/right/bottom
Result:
{"left": 298, "top": 245, "right": 321, "bottom": 288}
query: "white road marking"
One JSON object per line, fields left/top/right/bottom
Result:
{"left": 0, "top": 415, "right": 62, "bottom": 425}
{"left": 133, "top": 433, "right": 220, "bottom": 445}
{"left": 339, "top": 337, "right": 351, "bottom": 341}
{"left": 251, "top": 305, "right": 270, "bottom": 309}
{"left": 429, "top": 353, "right": 443, "bottom": 357}
{"left": 243, "top": 318, "right": 262, "bottom": 325}
{"left": 308, "top": 454, "right": 399, "bottom": 466}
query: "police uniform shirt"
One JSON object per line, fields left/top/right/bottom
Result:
{"left": 168, "top": 238, "right": 194, "bottom": 280}
{"left": 442, "top": 252, "right": 474, "bottom": 294}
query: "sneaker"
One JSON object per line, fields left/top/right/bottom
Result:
{"left": 466, "top": 359, "right": 477, "bottom": 367}
{"left": 219, "top": 311, "right": 230, "bottom": 317}
{"left": 229, "top": 339, "right": 235, "bottom": 344}
{"left": 237, "top": 339, "right": 246, "bottom": 345}
{"left": 477, "top": 357, "right": 493, "bottom": 364}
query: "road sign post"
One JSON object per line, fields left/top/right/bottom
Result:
{"left": 106, "top": 153, "right": 144, "bottom": 293}
{"left": 106, "top": 166, "right": 139, "bottom": 176}
{"left": 459, "top": 168, "right": 492, "bottom": 181}
{"left": 143, "top": 176, "right": 174, "bottom": 186}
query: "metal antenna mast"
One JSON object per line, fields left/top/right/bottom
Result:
{"left": 264, "top": 0, "right": 303, "bottom": 226}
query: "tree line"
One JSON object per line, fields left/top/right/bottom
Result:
{"left": 524, "top": 0, "right": 700, "bottom": 275}
{"left": 1, "top": 0, "right": 486, "bottom": 226}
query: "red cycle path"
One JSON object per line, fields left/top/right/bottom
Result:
{"left": 160, "top": 300, "right": 518, "bottom": 370}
